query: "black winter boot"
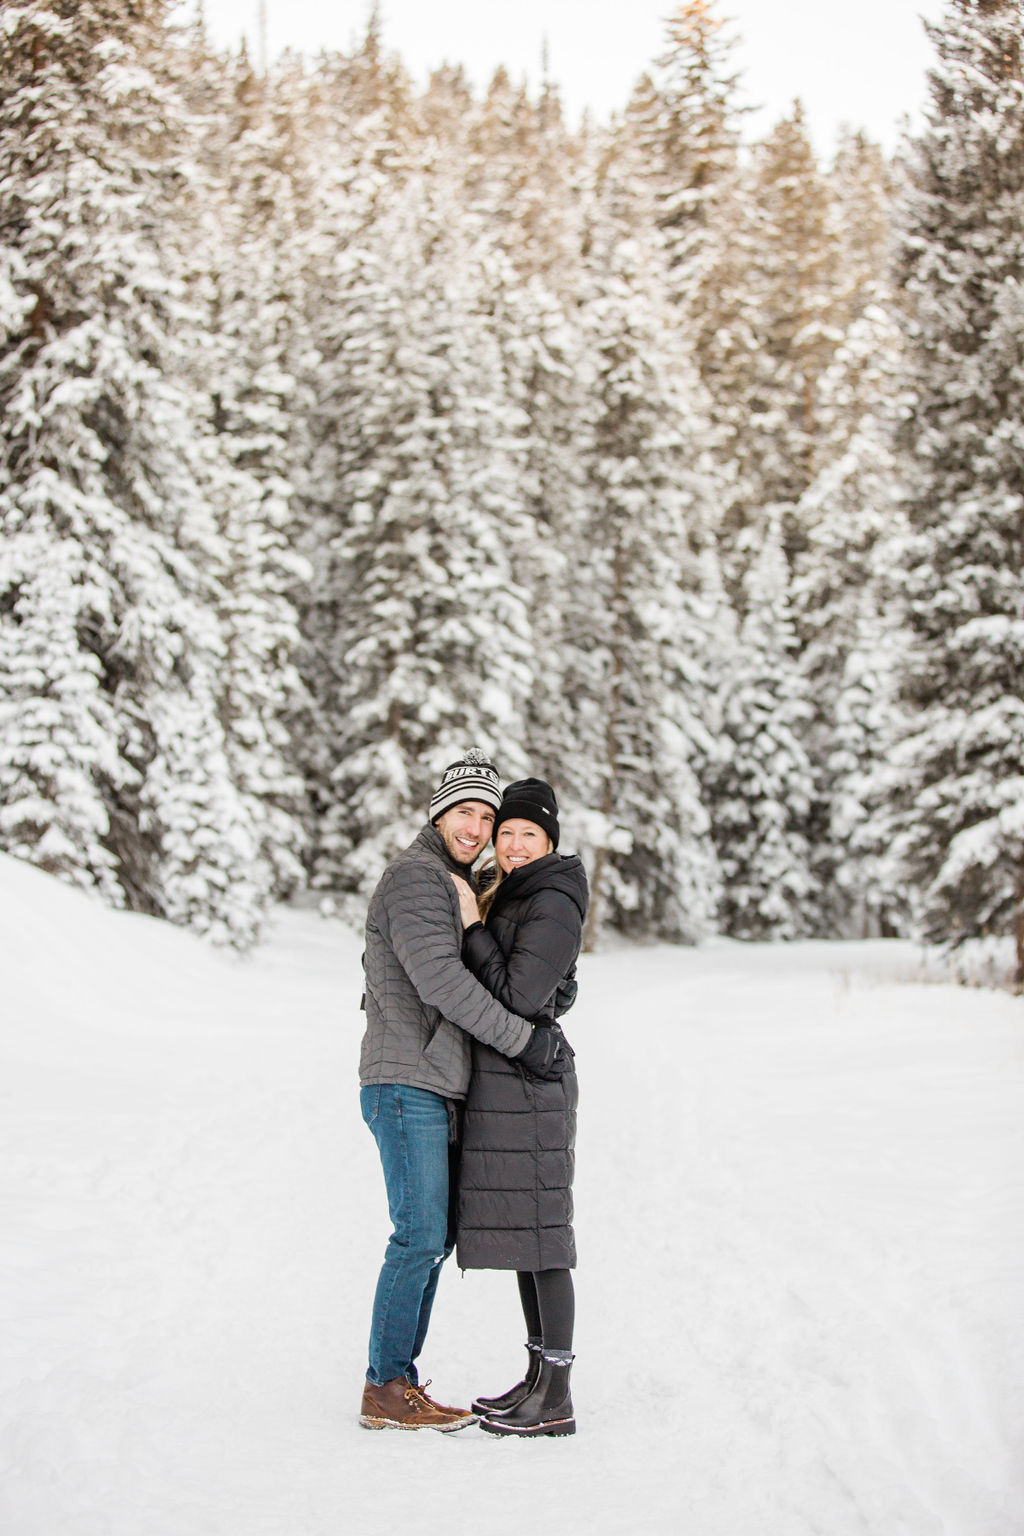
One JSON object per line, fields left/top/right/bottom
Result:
{"left": 471, "top": 1341, "right": 543, "bottom": 1416}
{"left": 480, "top": 1350, "right": 575, "bottom": 1437}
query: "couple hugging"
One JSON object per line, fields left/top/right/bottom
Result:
{"left": 358, "top": 749, "right": 588, "bottom": 1438}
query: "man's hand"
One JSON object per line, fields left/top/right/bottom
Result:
{"left": 514, "top": 1024, "right": 568, "bottom": 1082}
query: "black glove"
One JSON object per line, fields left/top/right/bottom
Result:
{"left": 553, "top": 972, "right": 578, "bottom": 1018}
{"left": 514, "top": 1024, "right": 568, "bottom": 1082}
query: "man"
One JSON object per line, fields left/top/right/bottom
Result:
{"left": 357, "top": 749, "right": 564, "bottom": 1432}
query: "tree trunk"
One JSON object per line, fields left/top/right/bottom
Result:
{"left": 1015, "top": 865, "right": 1024, "bottom": 995}
{"left": 582, "top": 533, "right": 626, "bottom": 953}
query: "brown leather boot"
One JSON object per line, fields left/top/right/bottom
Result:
{"left": 414, "top": 1381, "right": 476, "bottom": 1418}
{"left": 359, "top": 1376, "right": 476, "bottom": 1432}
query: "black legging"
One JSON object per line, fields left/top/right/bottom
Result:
{"left": 517, "top": 1269, "right": 574, "bottom": 1352}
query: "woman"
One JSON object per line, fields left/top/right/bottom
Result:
{"left": 450, "top": 777, "right": 588, "bottom": 1438}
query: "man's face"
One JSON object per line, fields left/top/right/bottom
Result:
{"left": 434, "top": 801, "right": 496, "bottom": 865}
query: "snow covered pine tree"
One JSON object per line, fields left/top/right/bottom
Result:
{"left": 886, "top": 0, "right": 1024, "bottom": 985}
{"left": 0, "top": 2, "right": 305, "bottom": 943}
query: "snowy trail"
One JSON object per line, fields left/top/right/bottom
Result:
{"left": 2, "top": 855, "right": 1023, "bottom": 1536}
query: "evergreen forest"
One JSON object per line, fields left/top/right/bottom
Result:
{"left": 1, "top": 0, "right": 1022, "bottom": 982}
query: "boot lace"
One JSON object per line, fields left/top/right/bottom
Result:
{"left": 406, "top": 1379, "right": 459, "bottom": 1415}
{"left": 403, "top": 1380, "right": 434, "bottom": 1413}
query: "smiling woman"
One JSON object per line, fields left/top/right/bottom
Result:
{"left": 497, "top": 818, "right": 552, "bottom": 867}
{"left": 449, "top": 776, "right": 591, "bottom": 1437}
{"left": 479, "top": 777, "right": 561, "bottom": 920}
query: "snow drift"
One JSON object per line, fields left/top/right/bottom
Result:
{"left": 2, "top": 852, "right": 1022, "bottom": 1535}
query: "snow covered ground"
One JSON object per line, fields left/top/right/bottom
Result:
{"left": 2, "top": 851, "right": 1022, "bottom": 1536}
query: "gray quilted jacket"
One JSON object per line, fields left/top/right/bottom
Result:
{"left": 358, "top": 824, "right": 533, "bottom": 1100}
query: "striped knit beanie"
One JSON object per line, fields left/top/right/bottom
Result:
{"left": 429, "top": 748, "right": 502, "bottom": 822}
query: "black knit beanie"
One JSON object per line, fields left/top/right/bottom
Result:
{"left": 493, "top": 778, "right": 560, "bottom": 849}
{"left": 429, "top": 748, "right": 502, "bottom": 821}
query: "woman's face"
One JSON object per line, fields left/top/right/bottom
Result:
{"left": 495, "top": 818, "right": 553, "bottom": 874}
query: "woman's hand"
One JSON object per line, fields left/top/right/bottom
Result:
{"left": 450, "top": 873, "right": 482, "bottom": 929}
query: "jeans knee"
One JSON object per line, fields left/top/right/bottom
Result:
{"left": 387, "top": 1220, "right": 449, "bottom": 1265}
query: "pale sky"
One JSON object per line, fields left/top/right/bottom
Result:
{"left": 188, "top": 0, "right": 948, "bottom": 154}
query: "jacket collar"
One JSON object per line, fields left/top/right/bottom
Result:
{"left": 489, "top": 851, "right": 589, "bottom": 918}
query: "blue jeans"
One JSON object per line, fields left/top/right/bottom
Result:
{"left": 360, "top": 1083, "right": 456, "bottom": 1386}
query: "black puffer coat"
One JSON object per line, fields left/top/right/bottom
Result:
{"left": 455, "top": 852, "right": 589, "bottom": 1272}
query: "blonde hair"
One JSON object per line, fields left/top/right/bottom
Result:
{"left": 476, "top": 860, "right": 504, "bottom": 922}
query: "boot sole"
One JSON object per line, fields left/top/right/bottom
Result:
{"left": 359, "top": 1413, "right": 477, "bottom": 1432}
{"left": 479, "top": 1416, "right": 575, "bottom": 1437}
